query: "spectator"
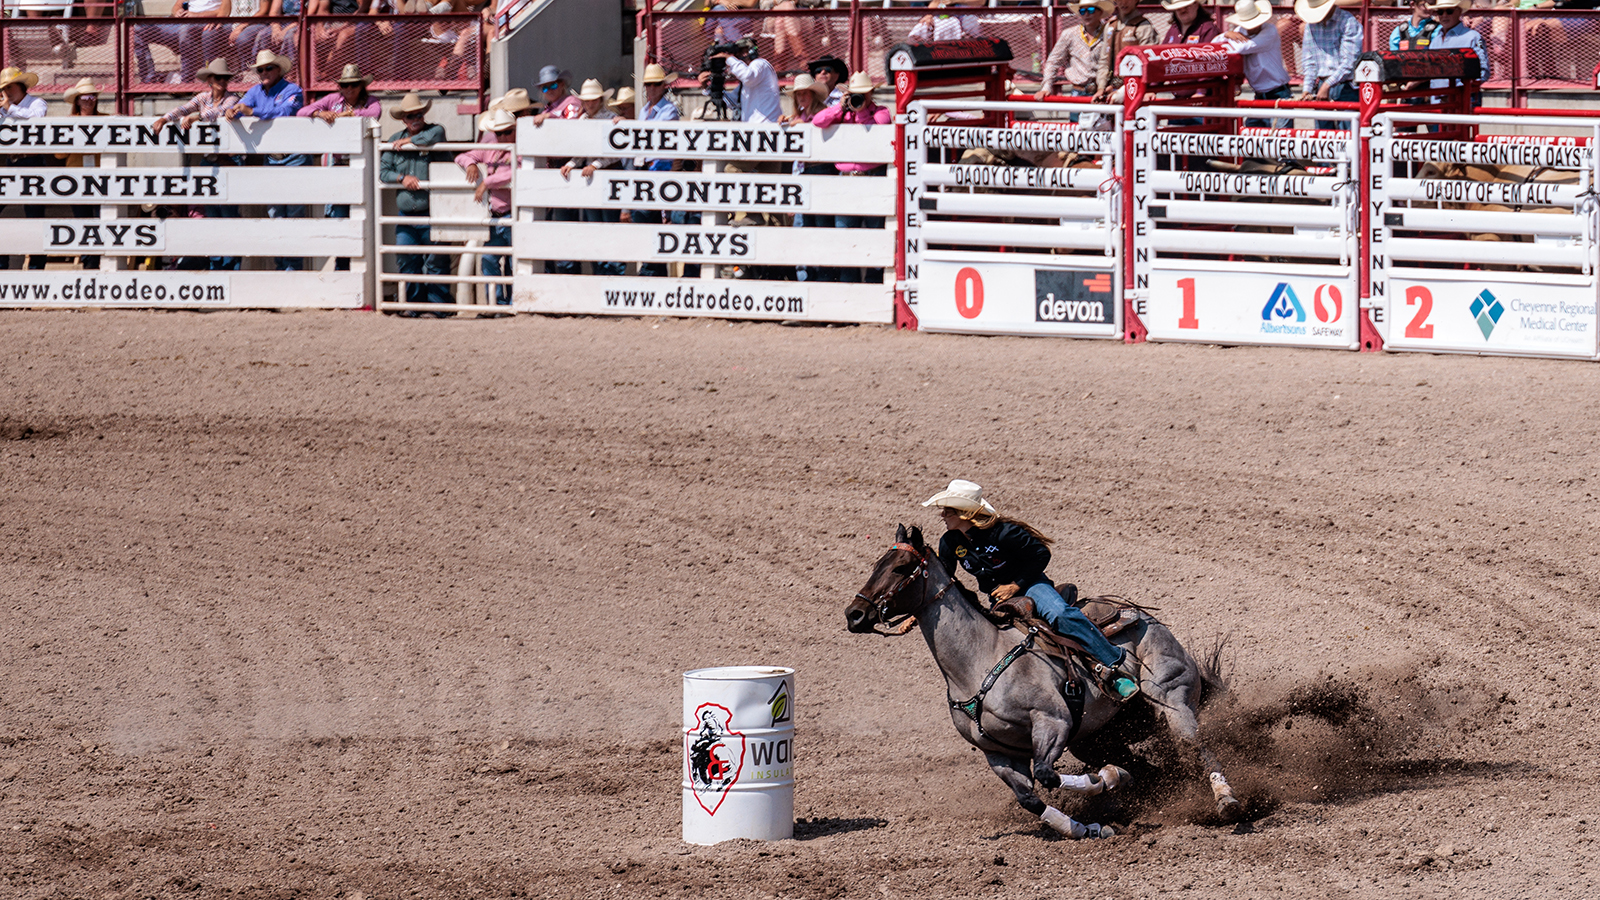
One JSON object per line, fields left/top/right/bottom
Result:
{"left": 701, "top": 37, "right": 780, "bottom": 123}
{"left": 609, "top": 85, "right": 637, "bottom": 120}
{"left": 491, "top": 87, "right": 536, "bottom": 117}
{"left": 58, "top": 77, "right": 105, "bottom": 271}
{"left": 908, "top": 1, "right": 984, "bottom": 42}
{"left": 1035, "top": 0, "right": 1111, "bottom": 102}
{"left": 228, "top": 50, "right": 308, "bottom": 270}
{"left": 1390, "top": 0, "right": 1440, "bottom": 49}
{"left": 456, "top": 107, "right": 516, "bottom": 305}
{"left": 1295, "top": 0, "right": 1363, "bottom": 129}
{"left": 782, "top": 73, "right": 836, "bottom": 283}
{"left": 554, "top": 79, "right": 625, "bottom": 277}
{"left": 808, "top": 56, "right": 848, "bottom": 105}
{"left": 229, "top": 0, "right": 274, "bottom": 72}
{"left": 133, "top": 0, "right": 232, "bottom": 86}
{"left": 1101, "top": 0, "right": 1159, "bottom": 101}
{"left": 262, "top": 0, "right": 305, "bottom": 66}
{"left": 704, "top": 0, "right": 755, "bottom": 43}
{"left": 299, "top": 64, "right": 380, "bottom": 271}
{"left": 380, "top": 93, "right": 452, "bottom": 314}
{"left": 1428, "top": 0, "right": 1490, "bottom": 94}
{"left": 157, "top": 58, "right": 244, "bottom": 271}
{"left": 635, "top": 63, "right": 681, "bottom": 278}
{"left": 1216, "top": 0, "right": 1293, "bottom": 126}
{"left": 531, "top": 64, "right": 583, "bottom": 121}
{"left": 0, "top": 67, "right": 47, "bottom": 271}
{"left": 812, "top": 72, "right": 891, "bottom": 285}
{"left": 1163, "top": 0, "right": 1223, "bottom": 43}
{"left": 311, "top": 0, "right": 368, "bottom": 76}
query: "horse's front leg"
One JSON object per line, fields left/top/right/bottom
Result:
{"left": 983, "top": 750, "right": 1116, "bottom": 840}
{"left": 1029, "top": 710, "right": 1130, "bottom": 797}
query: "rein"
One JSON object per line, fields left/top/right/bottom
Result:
{"left": 853, "top": 542, "right": 956, "bottom": 636}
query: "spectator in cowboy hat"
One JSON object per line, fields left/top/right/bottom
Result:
{"left": 298, "top": 63, "right": 379, "bottom": 122}
{"left": 812, "top": 72, "right": 891, "bottom": 284}
{"left": 1216, "top": 0, "right": 1293, "bottom": 126}
{"left": 639, "top": 64, "right": 678, "bottom": 122}
{"left": 609, "top": 86, "right": 637, "bottom": 120}
{"left": 58, "top": 78, "right": 107, "bottom": 271}
{"left": 532, "top": 64, "right": 581, "bottom": 120}
{"left": 229, "top": 50, "right": 308, "bottom": 269}
{"left": 490, "top": 87, "right": 535, "bottom": 117}
{"left": 156, "top": 58, "right": 240, "bottom": 129}
{"left": 456, "top": 107, "right": 517, "bottom": 304}
{"left": 632, "top": 63, "right": 682, "bottom": 278}
{"left": 782, "top": 73, "right": 836, "bottom": 283}
{"left": 0, "top": 68, "right": 47, "bottom": 270}
{"left": 807, "top": 56, "right": 848, "bottom": 105}
{"left": 1427, "top": 0, "right": 1490, "bottom": 87}
{"left": 1036, "top": 0, "right": 1111, "bottom": 102}
{"left": 380, "top": 92, "right": 452, "bottom": 313}
{"left": 1099, "top": 0, "right": 1159, "bottom": 102}
{"left": 0, "top": 67, "right": 46, "bottom": 121}
{"left": 1296, "top": 0, "right": 1364, "bottom": 128}
{"left": 1163, "top": 0, "right": 1222, "bottom": 43}
{"left": 552, "top": 79, "right": 625, "bottom": 278}
{"left": 908, "top": 0, "right": 985, "bottom": 43}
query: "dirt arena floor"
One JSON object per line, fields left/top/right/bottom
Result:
{"left": 3, "top": 309, "right": 1598, "bottom": 900}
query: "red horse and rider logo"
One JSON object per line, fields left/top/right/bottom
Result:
{"left": 686, "top": 703, "right": 746, "bottom": 815}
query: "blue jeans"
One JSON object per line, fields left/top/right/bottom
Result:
{"left": 1023, "top": 580, "right": 1125, "bottom": 670}
{"left": 483, "top": 218, "right": 511, "bottom": 305}
{"left": 1315, "top": 81, "right": 1358, "bottom": 132}
{"left": 396, "top": 219, "right": 450, "bottom": 305}
{"left": 266, "top": 153, "right": 309, "bottom": 270}
{"left": 204, "top": 204, "right": 241, "bottom": 270}
{"left": 1245, "top": 83, "right": 1293, "bottom": 129}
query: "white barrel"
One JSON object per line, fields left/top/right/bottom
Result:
{"left": 682, "top": 666, "right": 795, "bottom": 845}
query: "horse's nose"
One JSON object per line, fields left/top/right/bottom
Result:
{"left": 845, "top": 606, "right": 869, "bottom": 633}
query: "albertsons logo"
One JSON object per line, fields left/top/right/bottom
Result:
{"left": 1260, "top": 283, "right": 1306, "bottom": 335}
{"left": 1471, "top": 289, "right": 1504, "bottom": 339}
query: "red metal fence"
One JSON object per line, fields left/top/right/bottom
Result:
{"left": 639, "top": 2, "right": 1600, "bottom": 104}
{"left": 0, "top": 3, "right": 484, "bottom": 111}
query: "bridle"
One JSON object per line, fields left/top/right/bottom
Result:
{"left": 853, "top": 541, "right": 956, "bottom": 636}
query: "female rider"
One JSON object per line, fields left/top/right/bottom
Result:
{"left": 923, "top": 480, "right": 1140, "bottom": 700}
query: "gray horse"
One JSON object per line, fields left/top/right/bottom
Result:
{"left": 845, "top": 524, "right": 1240, "bottom": 838}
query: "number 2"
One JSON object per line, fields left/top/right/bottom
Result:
{"left": 1404, "top": 286, "right": 1434, "bottom": 339}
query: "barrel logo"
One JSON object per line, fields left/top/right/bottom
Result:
{"left": 768, "top": 681, "right": 791, "bottom": 726}
{"left": 686, "top": 703, "right": 745, "bottom": 815}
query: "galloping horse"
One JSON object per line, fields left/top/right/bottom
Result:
{"left": 845, "top": 525, "right": 1240, "bottom": 838}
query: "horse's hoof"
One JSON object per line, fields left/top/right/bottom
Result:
{"left": 1216, "top": 795, "right": 1242, "bottom": 818}
{"left": 1097, "top": 765, "right": 1130, "bottom": 793}
{"left": 1036, "top": 770, "right": 1062, "bottom": 790}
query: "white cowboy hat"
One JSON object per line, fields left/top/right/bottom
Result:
{"left": 389, "top": 91, "right": 432, "bottom": 118}
{"left": 492, "top": 87, "right": 532, "bottom": 113}
{"left": 1070, "top": 0, "right": 1115, "bottom": 14}
{"left": 921, "top": 480, "right": 998, "bottom": 518}
{"left": 788, "top": 72, "right": 827, "bottom": 101}
{"left": 1294, "top": 0, "right": 1338, "bottom": 24}
{"left": 0, "top": 67, "right": 40, "bottom": 92}
{"left": 63, "top": 77, "right": 100, "bottom": 105}
{"left": 478, "top": 106, "right": 516, "bottom": 133}
{"left": 846, "top": 71, "right": 875, "bottom": 94}
{"left": 1161, "top": 0, "right": 1200, "bottom": 9}
{"left": 577, "top": 78, "right": 607, "bottom": 101}
{"left": 641, "top": 63, "right": 672, "bottom": 85}
{"left": 1426, "top": 0, "right": 1470, "bottom": 10}
{"left": 194, "top": 57, "right": 235, "bottom": 82}
{"left": 608, "top": 86, "right": 637, "bottom": 110}
{"left": 250, "top": 49, "right": 293, "bottom": 74}
{"left": 1227, "top": 0, "right": 1274, "bottom": 27}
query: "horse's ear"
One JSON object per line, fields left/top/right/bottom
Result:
{"left": 895, "top": 523, "right": 907, "bottom": 543}
{"left": 909, "top": 525, "right": 924, "bottom": 549}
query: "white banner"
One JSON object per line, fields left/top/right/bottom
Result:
{"left": 1138, "top": 269, "right": 1360, "bottom": 348}
{"left": 914, "top": 260, "right": 1120, "bottom": 338}
{"left": 513, "top": 221, "right": 891, "bottom": 265}
{"left": 1149, "top": 133, "right": 1355, "bottom": 161}
{"left": 1382, "top": 278, "right": 1598, "bottom": 358}
{"left": 0, "top": 117, "right": 366, "bottom": 155}
{"left": 516, "top": 119, "right": 893, "bottom": 164}
{"left": 515, "top": 274, "right": 891, "bottom": 324}
{"left": 0, "top": 271, "right": 363, "bottom": 309}
{"left": 514, "top": 168, "right": 892, "bottom": 215}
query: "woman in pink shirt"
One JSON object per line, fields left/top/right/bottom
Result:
{"left": 810, "top": 72, "right": 891, "bottom": 283}
{"left": 298, "top": 64, "right": 379, "bottom": 270}
{"left": 456, "top": 107, "right": 517, "bottom": 304}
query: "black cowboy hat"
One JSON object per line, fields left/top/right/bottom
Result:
{"left": 807, "top": 56, "right": 848, "bottom": 83}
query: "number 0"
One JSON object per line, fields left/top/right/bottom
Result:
{"left": 955, "top": 267, "right": 983, "bottom": 319}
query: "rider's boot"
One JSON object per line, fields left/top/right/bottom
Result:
{"left": 1095, "top": 651, "right": 1139, "bottom": 700}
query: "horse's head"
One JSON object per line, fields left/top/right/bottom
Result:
{"left": 845, "top": 524, "right": 932, "bottom": 634}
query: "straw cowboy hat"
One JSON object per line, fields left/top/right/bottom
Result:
{"left": 194, "top": 58, "right": 235, "bottom": 82}
{"left": 492, "top": 87, "right": 532, "bottom": 113}
{"left": 478, "top": 106, "right": 516, "bottom": 133}
{"left": 577, "top": 78, "right": 608, "bottom": 101}
{"left": 788, "top": 72, "right": 827, "bottom": 102}
{"left": 250, "top": 49, "right": 293, "bottom": 72}
{"left": 1294, "top": 0, "right": 1338, "bottom": 24}
{"left": 846, "top": 71, "right": 875, "bottom": 94}
{"left": 1227, "top": 0, "right": 1273, "bottom": 27}
{"left": 0, "top": 67, "right": 39, "bottom": 92}
{"left": 608, "top": 86, "right": 636, "bottom": 110}
{"left": 334, "top": 63, "right": 372, "bottom": 86}
{"left": 1070, "top": 0, "right": 1115, "bottom": 15}
{"left": 1160, "top": 0, "right": 1200, "bottom": 10}
{"left": 921, "top": 479, "right": 999, "bottom": 520}
{"left": 388, "top": 92, "right": 432, "bottom": 118}
{"left": 641, "top": 63, "right": 672, "bottom": 85}
{"left": 1426, "top": 0, "right": 1470, "bottom": 10}
{"left": 63, "top": 77, "right": 100, "bottom": 105}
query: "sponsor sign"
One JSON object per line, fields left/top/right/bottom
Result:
{"left": 914, "top": 260, "right": 1119, "bottom": 337}
{"left": 1139, "top": 271, "right": 1358, "bottom": 348}
{"left": 917, "top": 126, "right": 1115, "bottom": 155}
{"left": 1388, "top": 140, "right": 1594, "bottom": 167}
{"left": 43, "top": 220, "right": 164, "bottom": 252}
{"left": 918, "top": 163, "right": 1106, "bottom": 191}
{"left": 1149, "top": 133, "right": 1354, "bottom": 161}
{"left": 886, "top": 37, "right": 1013, "bottom": 70}
{"left": 1385, "top": 279, "right": 1598, "bottom": 357}
{"left": 685, "top": 703, "right": 744, "bottom": 816}
{"left": 520, "top": 276, "right": 814, "bottom": 320}
{"left": 0, "top": 272, "right": 231, "bottom": 307}
{"left": 0, "top": 119, "right": 220, "bottom": 152}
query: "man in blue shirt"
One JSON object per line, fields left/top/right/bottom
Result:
{"left": 1295, "top": 0, "right": 1363, "bottom": 130}
{"left": 228, "top": 50, "right": 308, "bottom": 270}
{"left": 635, "top": 63, "right": 683, "bottom": 277}
{"left": 1428, "top": 0, "right": 1489, "bottom": 99}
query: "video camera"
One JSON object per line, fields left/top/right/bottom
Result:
{"left": 701, "top": 38, "right": 756, "bottom": 120}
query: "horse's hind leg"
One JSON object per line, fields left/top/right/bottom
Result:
{"left": 1146, "top": 679, "right": 1240, "bottom": 817}
{"left": 983, "top": 751, "right": 1114, "bottom": 840}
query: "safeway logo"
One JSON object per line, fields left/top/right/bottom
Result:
{"left": 1313, "top": 284, "right": 1342, "bottom": 323}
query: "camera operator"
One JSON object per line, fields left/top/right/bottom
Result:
{"left": 698, "top": 37, "right": 779, "bottom": 124}
{"left": 810, "top": 72, "right": 891, "bottom": 284}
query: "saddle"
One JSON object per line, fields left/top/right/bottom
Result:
{"left": 989, "top": 587, "right": 1153, "bottom": 668}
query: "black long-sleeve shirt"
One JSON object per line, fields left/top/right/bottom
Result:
{"left": 937, "top": 522, "right": 1051, "bottom": 595}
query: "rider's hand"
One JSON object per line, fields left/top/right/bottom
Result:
{"left": 991, "top": 583, "right": 1021, "bottom": 602}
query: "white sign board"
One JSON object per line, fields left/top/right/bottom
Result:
{"left": 1138, "top": 270, "right": 1360, "bottom": 348}
{"left": 514, "top": 274, "right": 892, "bottom": 324}
{"left": 914, "top": 260, "right": 1120, "bottom": 338}
{"left": 1382, "top": 277, "right": 1598, "bottom": 358}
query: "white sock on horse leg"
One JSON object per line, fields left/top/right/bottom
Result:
{"left": 1059, "top": 773, "right": 1094, "bottom": 792}
{"left": 1040, "top": 806, "right": 1087, "bottom": 839}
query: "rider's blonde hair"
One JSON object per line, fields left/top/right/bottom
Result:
{"left": 952, "top": 507, "right": 1055, "bottom": 546}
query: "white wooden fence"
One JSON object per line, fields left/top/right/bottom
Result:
{"left": 0, "top": 117, "right": 370, "bottom": 309}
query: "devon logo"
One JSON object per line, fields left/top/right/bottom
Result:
{"left": 1471, "top": 289, "right": 1504, "bottom": 339}
{"left": 1262, "top": 283, "right": 1306, "bottom": 322}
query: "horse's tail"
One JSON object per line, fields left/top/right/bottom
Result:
{"left": 1196, "top": 633, "right": 1232, "bottom": 711}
